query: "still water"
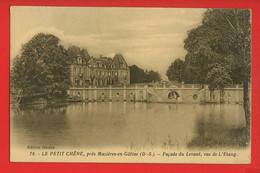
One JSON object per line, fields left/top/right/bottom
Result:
{"left": 10, "top": 102, "right": 247, "bottom": 150}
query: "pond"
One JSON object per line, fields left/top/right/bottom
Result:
{"left": 10, "top": 102, "right": 247, "bottom": 150}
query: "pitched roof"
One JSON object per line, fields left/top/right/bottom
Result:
{"left": 113, "top": 54, "right": 126, "bottom": 68}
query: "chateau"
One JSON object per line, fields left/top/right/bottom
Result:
{"left": 69, "top": 47, "right": 130, "bottom": 87}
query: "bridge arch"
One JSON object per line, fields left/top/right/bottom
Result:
{"left": 167, "top": 90, "right": 180, "bottom": 99}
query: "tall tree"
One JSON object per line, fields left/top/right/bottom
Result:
{"left": 147, "top": 70, "right": 161, "bottom": 82}
{"left": 166, "top": 58, "right": 185, "bottom": 83}
{"left": 184, "top": 9, "right": 251, "bottom": 132}
{"left": 11, "top": 33, "right": 70, "bottom": 101}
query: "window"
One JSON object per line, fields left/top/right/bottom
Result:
{"left": 97, "top": 62, "right": 102, "bottom": 68}
{"left": 109, "top": 72, "right": 111, "bottom": 76}
{"left": 78, "top": 57, "right": 82, "bottom": 64}
{"left": 115, "top": 72, "right": 118, "bottom": 76}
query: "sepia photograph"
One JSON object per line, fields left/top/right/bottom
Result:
{"left": 10, "top": 6, "right": 251, "bottom": 163}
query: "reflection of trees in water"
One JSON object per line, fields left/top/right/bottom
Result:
{"left": 11, "top": 105, "right": 69, "bottom": 146}
{"left": 187, "top": 105, "right": 249, "bottom": 148}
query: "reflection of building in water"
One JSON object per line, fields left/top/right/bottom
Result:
{"left": 69, "top": 50, "right": 130, "bottom": 86}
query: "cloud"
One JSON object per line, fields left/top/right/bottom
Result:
{"left": 10, "top": 7, "right": 205, "bottom": 80}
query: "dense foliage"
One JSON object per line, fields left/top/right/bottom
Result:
{"left": 167, "top": 9, "right": 251, "bottom": 131}
{"left": 130, "top": 65, "right": 161, "bottom": 83}
{"left": 166, "top": 58, "right": 185, "bottom": 83}
{"left": 11, "top": 33, "right": 70, "bottom": 101}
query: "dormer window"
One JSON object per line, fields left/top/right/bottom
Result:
{"left": 78, "top": 57, "right": 82, "bottom": 64}
{"left": 122, "top": 63, "right": 126, "bottom": 68}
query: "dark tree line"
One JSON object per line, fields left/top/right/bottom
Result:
{"left": 130, "top": 65, "right": 161, "bottom": 83}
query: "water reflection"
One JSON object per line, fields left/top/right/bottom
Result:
{"left": 10, "top": 103, "right": 247, "bottom": 149}
{"left": 187, "top": 104, "right": 248, "bottom": 148}
{"left": 11, "top": 105, "right": 69, "bottom": 147}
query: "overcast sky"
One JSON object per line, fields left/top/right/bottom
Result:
{"left": 11, "top": 7, "right": 205, "bottom": 79}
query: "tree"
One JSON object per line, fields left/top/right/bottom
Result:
{"left": 11, "top": 33, "right": 70, "bottom": 101}
{"left": 130, "top": 65, "right": 161, "bottom": 83}
{"left": 206, "top": 65, "right": 232, "bottom": 91}
{"left": 166, "top": 58, "right": 185, "bottom": 83}
{"left": 147, "top": 70, "right": 161, "bottom": 82}
{"left": 184, "top": 9, "right": 251, "bottom": 132}
{"left": 130, "top": 65, "right": 147, "bottom": 83}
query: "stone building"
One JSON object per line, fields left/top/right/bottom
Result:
{"left": 69, "top": 47, "right": 130, "bottom": 87}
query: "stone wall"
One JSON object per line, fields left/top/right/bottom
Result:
{"left": 68, "top": 84, "right": 248, "bottom": 104}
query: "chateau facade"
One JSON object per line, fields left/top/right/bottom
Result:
{"left": 69, "top": 50, "right": 130, "bottom": 87}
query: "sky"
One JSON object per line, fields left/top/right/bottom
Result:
{"left": 11, "top": 7, "right": 205, "bottom": 79}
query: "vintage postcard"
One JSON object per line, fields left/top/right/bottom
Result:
{"left": 10, "top": 6, "right": 251, "bottom": 163}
